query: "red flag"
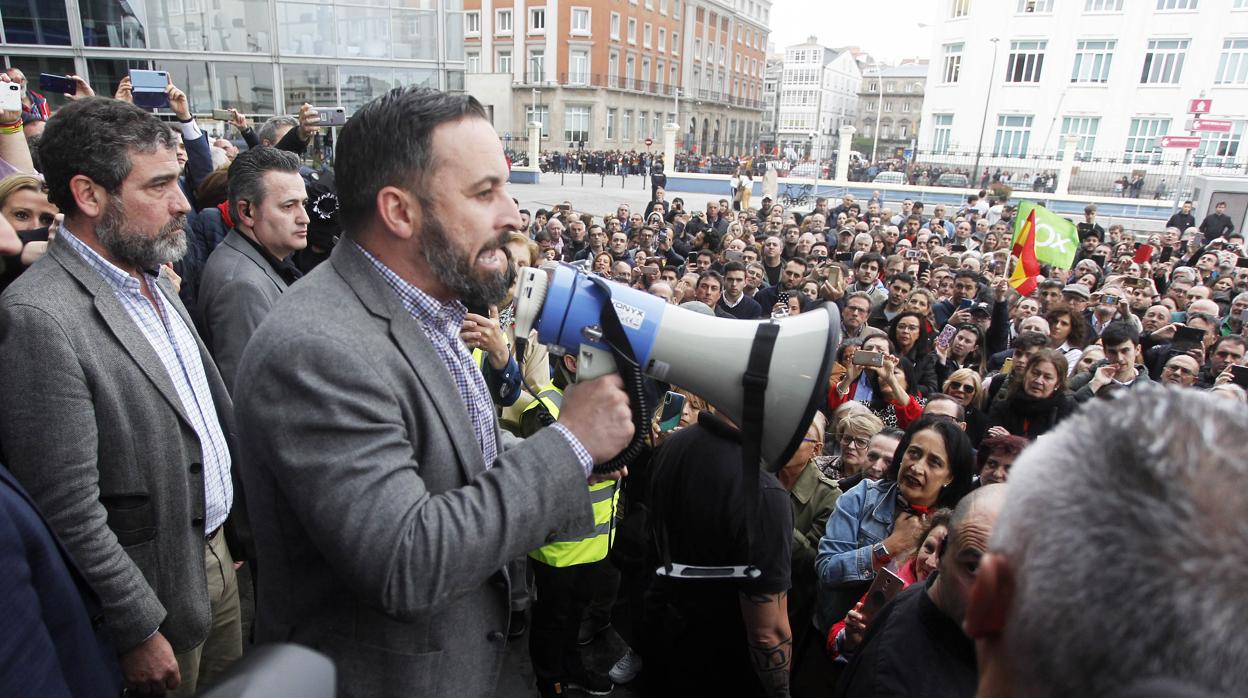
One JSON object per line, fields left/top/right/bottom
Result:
{"left": 1010, "top": 210, "right": 1042, "bottom": 296}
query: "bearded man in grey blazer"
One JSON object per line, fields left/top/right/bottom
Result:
{"left": 233, "top": 87, "right": 634, "bottom": 697}
{"left": 0, "top": 97, "right": 243, "bottom": 695}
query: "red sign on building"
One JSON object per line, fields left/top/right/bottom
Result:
{"left": 1192, "top": 119, "right": 1233, "bottom": 133}
{"left": 1188, "top": 99, "right": 1212, "bottom": 114}
{"left": 1160, "top": 135, "right": 1202, "bottom": 149}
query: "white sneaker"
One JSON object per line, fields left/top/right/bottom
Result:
{"left": 609, "top": 649, "right": 643, "bottom": 684}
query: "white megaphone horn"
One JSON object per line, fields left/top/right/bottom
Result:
{"left": 513, "top": 263, "right": 840, "bottom": 472}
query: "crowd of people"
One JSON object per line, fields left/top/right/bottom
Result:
{"left": 0, "top": 72, "right": 1245, "bottom": 698}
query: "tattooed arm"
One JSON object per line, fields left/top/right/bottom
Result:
{"left": 739, "top": 591, "right": 793, "bottom": 698}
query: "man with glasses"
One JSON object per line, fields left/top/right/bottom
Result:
{"left": 842, "top": 292, "right": 885, "bottom": 340}
{"left": 1160, "top": 354, "right": 1201, "bottom": 388}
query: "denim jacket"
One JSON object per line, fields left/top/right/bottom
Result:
{"left": 814, "top": 478, "right": 898, "bottom": 631}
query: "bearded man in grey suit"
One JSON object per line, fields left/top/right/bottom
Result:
{"left": 233, "top": 87, "right": 634, "bottom": 697}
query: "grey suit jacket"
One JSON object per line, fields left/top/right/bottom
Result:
{"left": 233, "top": 240, "right": 594, "bottom": 698}
{"left": 0, "top": 232, "right": 238, "bottom": 654}
{"left": 197, "top": 229, "right": 289, "bottom": 393}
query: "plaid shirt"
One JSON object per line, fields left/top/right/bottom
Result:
{"left": 61, "top": 228, "right": 233, "bottom": 534}
{"left": 357, "top": 243, "right": 592, "bottom": 475}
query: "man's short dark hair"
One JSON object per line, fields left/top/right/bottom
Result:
{"left": 1038, "top": 279, "right": 1064, "bottom": 291}
{"left": 697, "top": 270, "right": 724, "bottom": 287}
{"left": 1014, "top": 331, "right": 1050, "bottom": 353}
{"left": 39, "top": 97, "right": 177, "bottom": 218}
{"left": 696, "top": 250, "right": 715, "bottom": 262}
{"left": 1100, "top": 321, "right": 1140, "bottom": 348}
{"left": 227, "top": 146, "right": 303, "bottom": 223}
{"left": 954, "top": 270, "right": 981, "bottom": 284}
{"left": 906, "top": 214, "right": 921, "bottom": 226}
{"left": 335, "top": 86, "right": 488, "bottom": 234}
{"left": 1212, "top": 334, "right": 1247, "bottom": 354}
{"left": 519, "top": 208, "right": 531, "bottom": 217}
{"left": 886, "top": 272, "right": 916, "bottom": 288}
{"left": 786, "top": 256, "right": 809, "bottom": 272}
{"left": 855, "top": 252, "right": 884, "bottom": 270}
{"left": 723, "top": 261, "right": 746, "bottom": 275}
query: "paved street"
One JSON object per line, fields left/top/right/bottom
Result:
{"left": 509, "top": 173, "right": 728, "bottom": 218}
{"left": 497, "top": 621, "right": 643, "bottom": 697}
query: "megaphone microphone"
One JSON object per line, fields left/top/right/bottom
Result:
{"left": 514, "top": 263, "right": 839, "bottom": 473}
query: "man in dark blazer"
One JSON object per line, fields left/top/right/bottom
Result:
{"left": 0, "top": 461, "right": 123, "bottom": 697}
{"left": 0, "top": 97, "right": 243, "bottom": 696}
{"left": 233, "top": 87, "right": 634, "bottom": 697}
{"left": 198, "top": 146, "right": 308, "bottom": 391}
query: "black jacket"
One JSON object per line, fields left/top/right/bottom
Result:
{"left": 985, "top": 392, "right": 1077, "bottom": 440}
{"left": 1167, "top": 211, "right": 1196, "bottom": 231}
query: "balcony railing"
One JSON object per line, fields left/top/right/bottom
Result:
{"left": 514, "top": 72, "right": 763, "bottom": 109}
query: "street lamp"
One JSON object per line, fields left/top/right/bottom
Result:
{"left": 971, "top": 37, "right": 1000, "bottom": 189}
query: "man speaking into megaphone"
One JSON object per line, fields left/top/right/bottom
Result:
{"left": 232, "top": 87, "right": 633, "bottom": 698}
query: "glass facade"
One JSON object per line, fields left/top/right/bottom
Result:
{"left": 1, "top": 0, "right": 464, "bottom": 118}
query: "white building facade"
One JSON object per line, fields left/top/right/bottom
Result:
{"left": 774, "top": 38, "right": 861, "bottom": 160}
{"left": 920, "top": 0, "right": 1248, "bottom": 192}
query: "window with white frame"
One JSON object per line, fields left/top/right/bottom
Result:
{"left": 1071, "top": 39, "right": 1115, "bottom": 83}
{"left": 466, "top": 51, "right": 480, "bottom": 73}
{"left": 529, "top": 8, "right": 545, "bottom": 33}
{"left": 610, "top": 12, "right": 620, "bottom": 40}
{"left": 528, "top": 48, "right": 545, "bottom": 82}
{"left": 527, "top": 105, "right": 549, "bottom": 137}
{"left": 660, "top": 0, "right": 668, "bottom": 14}
{"left": 466, "top": 11, "right": 480, "bottom": 35}
{"left": 628, "top": 18, "right": 637, "bottom": 44}
{"left": 1018, "top": 0, "right": 1053, "bottom": 12}
{"left": 656, "top": 60, "right": 665, "bottom": 85}
{"left": 658, "top": 28, "right": 666, "bottom": 52}
{"left": 950, "top": 0, "right": 971, "bottom": 18}
{"left": 607, "top": 108, "right": 617, "bottom": 140}
{"left": 674, "top": 0, "right": 682, "bottom": 19}
{"left": 496, "top": 9, "right": 512, "bottom": 34}
{"left": 693, "top": 38, "right": 701, "bottom": 59}
{"left": 643, "top": 23, "right": 652, "bottom": 48}
{"left": 641, "top": 58, "right": 651, "bottom": 86}
{"left": 623, "top": 110, "right": 632, "bottom": 141}
{"left": 637, "top": 111, "right": 647, "bottom": 141}
{"left": 1215, "top": 38, "right": 1248, "bottom": 85}
{"left": 1235, "top": 0, "right": 1247, "bottom": 8}
{"left": 652, "top": 114, "right": 660, "bottom": 140}
{"left": 1141, "top": 39, "right": 1188, "bottom": 83}
{"left": 565, "top": 105, "right": 591, "bottom": 145}
{"left": 1085, "top": 0, "right": 1124, "bottom": 10}
{"left": 569, "top": 49, "right": 590, "bottom": 84}
{"left": 497, "top": 50, "right": 512, "bottom": 74}
{"left": 933, "top": 114, "right": 954, "bottom": 153}
{"left": 942, "top": 43, "right": 964, "bottom": 83}
{"left": 672, "top": 32, "right": 679, "bottom": 54}
{"left": 993, "top": 114, "right": 1033, "bottom": 156}
{"left": 1124, "top": 117, "right": 1170, "bottom": 163}
{"left": 625, "top": 55, "right": 636, "bottom": 87}
{"left": 571, "top": 8, "right": 590, "bottom": 35}
{"left": 1194, "top": 120, "right": 1243, "bottom": 165}
{"left": 1156, "top": 0, "right": 1197, "bottom": 9}
{"left": 1060, "top": 116, "right": 1100, "bottom": 158}
{"left": 1006, "top": 40, "right": 1046, "bottom": 83}
{"left": 608, "top": 52, "right": 619, "bottom": 80}
{"left": 644, "top": 0, "right": 653, "bottom": 9}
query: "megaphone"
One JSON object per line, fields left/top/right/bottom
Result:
{"left": 514, "top": 263, "right": 839, "bottom": 472}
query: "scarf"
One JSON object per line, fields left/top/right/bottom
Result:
{"left": 216, "top": 200, "right": 234, "bottom": 230}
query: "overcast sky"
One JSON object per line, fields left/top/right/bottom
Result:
{"left": 768, "top": 0, "right": 937, "bottom": 64}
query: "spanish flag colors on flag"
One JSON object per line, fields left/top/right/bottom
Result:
{"left": 1009, "top": 208, "right": 1043, "bottom": 296}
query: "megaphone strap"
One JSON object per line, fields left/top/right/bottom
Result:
{"left": 739, "top": 321, "right": 781, "bottom": 579}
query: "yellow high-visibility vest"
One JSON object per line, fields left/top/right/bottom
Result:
{"left": 524, "top": 386, "right": 620, "bottom": 567}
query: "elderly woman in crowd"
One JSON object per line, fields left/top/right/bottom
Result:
{"left": 814, "top": 415, "right": 974, "bottom": 635}
{"left": 817, "top": 409, "right": 884, "bottom": 482}
{"left": 986, "top": 348, "right": 1077, "bottom": 440}
{"left": 942, "top": 368, "right": 989, "bottom": 444}
{"left": 828, "top": 335, "right": 925, "bottom": 429}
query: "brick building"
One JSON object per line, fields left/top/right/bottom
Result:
{"left": 463, "top": 0, "right": 770, "bottom": 157}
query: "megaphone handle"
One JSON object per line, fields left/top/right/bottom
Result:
{"left": 575, "top": 345, "right": 618, "bottom": 382}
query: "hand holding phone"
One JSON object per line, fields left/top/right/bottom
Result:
{"left": 38, "top": 73, "right": 77, "bottom": 96}
{"left": 129, "top": 69, "right": 171, "bottom": 109}
{"left": 851, "top": 350, "right": 885, "bottom": 368}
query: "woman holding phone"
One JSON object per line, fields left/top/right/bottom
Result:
{"left": 828, "top": 336, "right": 924, "bottom": 429}
{"left": 919, "top": 323, "right": 986, "bottom": 395}
{"left": 814, "top": 416, "right": 973, "bottom": 634}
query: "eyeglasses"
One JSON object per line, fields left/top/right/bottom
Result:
{"left": 947, "top": 382, "right": 975, "bottom": 393}
{"left": 839, "top": 435, "right": 870, "bottom": 449}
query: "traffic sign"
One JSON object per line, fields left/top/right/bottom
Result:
{"left": 644, "top": 137, "right": 654, "bottom": 146}
{"left": 1192, "top": 119, "right": 1233, "bottom": 133}
{"left": 1160, "top": 135, "right": 1202, "bottom": 149}
{"left": 1188, "top": 99, "right": 1212, "bottom": 114}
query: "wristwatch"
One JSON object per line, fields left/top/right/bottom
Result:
{"left": 872, "top": 542, "right": 892, "bottom": 566}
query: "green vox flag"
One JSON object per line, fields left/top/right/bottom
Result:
{"left": 1013, "top": 201, "right": 1079, "bottom": 270}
